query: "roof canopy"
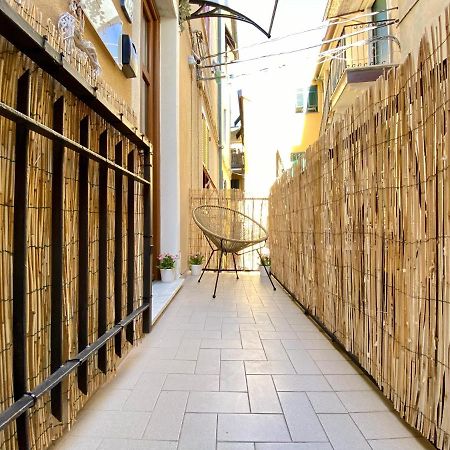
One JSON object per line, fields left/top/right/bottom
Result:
{"left": 188, "top": 0, "right": 279, "bottom": 38}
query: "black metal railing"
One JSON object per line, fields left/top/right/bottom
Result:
{"left": 0, "top": 78, "right": 152, "bottom": 449}
{"left": 329, "top": 23, "right": 394, "bottom": 97}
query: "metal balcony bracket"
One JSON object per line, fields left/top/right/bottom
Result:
{"left": 187, "top": 1, "right": 278, "bottom": 39}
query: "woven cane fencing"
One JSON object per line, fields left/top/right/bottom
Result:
{"left": 269, "top": 8, "right": 450, "bottom": 449}
{"left": 0, "top": 33, "right": 147, "bottom": 450}
{"left": 190, "top": 189, "right": 269, "bottom": 271}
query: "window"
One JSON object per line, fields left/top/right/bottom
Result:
{"left": 295, "top": 85, "right": 318, "bottom": 113}
{"left": 372, "top": 0, "right": 389, "bottom": 65}
{"left": 231, "top": 179, "right": 240, "bottom": 189}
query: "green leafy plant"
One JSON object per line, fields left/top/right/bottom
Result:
{"left": 179, "top": 0, "right": 191, "bottom": 29}
{"left": 189, "top": 253, "right": 204, "bottom": 265}
{"left": 157, "top": 253, "right": 178, "bottom": 269}
{"left": 259, "top": 255, "right": 271, "bottom": 267}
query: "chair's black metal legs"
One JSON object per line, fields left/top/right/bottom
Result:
{"left": 257, "top": 249, "right": 276, "bottom": 291}
{"left": 232, "top": 253, "right": 239, "bottom": 280}
{"left": 199, "top": 249, "right": 216, "bottom": 283}
{"left": 213, "top": 251, "right": 224, "bottom": 298}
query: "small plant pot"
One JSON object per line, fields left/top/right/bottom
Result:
{"left": 160, "top": 268, "right": 176, "bottom": 282}
{"left": 259, "top": 265, "right": 271, "bottom": 277}
{"left": 191, "top": 264, "right": 203, "bottom": 276}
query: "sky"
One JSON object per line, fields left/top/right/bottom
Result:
{"left": 222, "top": 0, "right": 328, "bottom": 192}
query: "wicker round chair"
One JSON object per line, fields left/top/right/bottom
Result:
{"left": 192, "top": 205, "right": 276, "bottom": 297}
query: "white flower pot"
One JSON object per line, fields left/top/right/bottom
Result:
{"left": 160, "top": 268, "right": 176, "bottom": 282}
{"left": 191, "top": 264, "right": 203, "bottom": 276}
{"left": 259, "top": 265, "right": 271, "bottom": 277}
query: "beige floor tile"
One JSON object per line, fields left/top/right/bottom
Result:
{"left": 245, "top": 360, "right": 295, "bottom": 375}
{"left": 241, "top": 330, "right": 263, "bottom": 349}
{"left": 163, "top": 374, "right": 220, "bottom": 391}
{"left": 247, "top": 375, "right": 281, "bottom": 413}
{"left": 337, "top": 391, "right": 389, "bottom": 412}
{"left": 187, "top": 391, "right": 249, "bottom": 413}
{"left": 316, "top": 360, "right": 361, "bottom": 375}
{"left": 175, "top": 339, "right": 201, "bottom": 360}
{"left": 218, "top": 443, "right": 255, "bottom": 450}
{"left": 262, "top": 340, "right": 290, "bottom": 360}
{"left": 221, "top": 349, "right": 267, "bottom": 361}
{"left": 256, "top": 444, "right": 332, "bottom": 450}
{"left": 306, "top": 392, "right": 347, "bottom": 413}
{"left": 201, "top": 339, "right": 242, "bottom": 349}
{"left": 98, "top": 439, "right": 177, "bottom": 450}
{"left": 220, "top": 360, "right": 247, "bottom": 392}
{"left": 318, "top": 414, "right": 371, "bottom": 450}
{"left": 143, "top": 391, "right": 188, "bottom": 440}
{"left": 83, "top": 388, "right": 131, "bottom": 411}
{"left": 70, "top": 410, "right": 151, "bottom": 439}
{"left": 368, "top": 438, "right": 434, "bottom": 449}
{"left": 122, "top": 373, "right": 166, "bottom": 412}
{"left": 53, "top": 436, "right": 102, "bottom": 450}
{"left": 217, "top": 414, "right": 291, "bottom": 442}
{"left": 286, "top": 349, "right": 322, "bottom": 375}
{"left": 307, "top": 349, "right": 349, "bottom": 361}
{"left": 195, "top": 349, "right": 221, "bottom": 374}
{"left": 178, "top": 413, "right": 217, "bottom": 450}
{"left": 325, "top": 374, "right": 373, "bottom": 391}
{"left": 279, "top": 392, "right": 328, "bottom": 442}
{"left": 273, "top": 375, "right": 333, "bottom": 391}
{"left": 351, "top": 412, "right": 417, "bottom": 439}
{"left": 140, "top": 359, "right": 196, "bottom": 374}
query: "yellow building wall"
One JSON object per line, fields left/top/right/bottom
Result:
{"left": 178, "top": 23, "right": 220, "bottom": 273}
{"left": 292, "top": 112, "right": 322, "bottom": 153}
{"left": 398, "top": 0, "right": 448, "bottom": 61}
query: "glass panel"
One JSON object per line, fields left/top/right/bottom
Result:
{"left": 307, "top": 86, "right": 318, "bottom": 112}
{"left": 81, "top": 0, "right": 123, "bottom": 65}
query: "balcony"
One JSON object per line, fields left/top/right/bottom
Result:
{"left": 231, "top": 151, "right": 245, "bottom": 173}
{"left": 327, "top": 24, "right": 397, "bottom": 114}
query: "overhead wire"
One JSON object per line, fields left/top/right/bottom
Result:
{"left": 197, "top": 34, "right": 398, "bottom": 81}
{"left": 201, "top": 7, "right": 399, "bottom": 62}
{"left": 199, "top": 20, "right": 398, "bottom": 70}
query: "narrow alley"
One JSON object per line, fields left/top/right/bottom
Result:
{"left": 55, "top": 273, "right": 431, "bottom": 450}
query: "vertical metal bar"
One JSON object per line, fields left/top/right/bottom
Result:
{"left": 142, "top": 148, "right": 152, "bottom": 333}
{"left": 13, "top": 69, "right": 31, "bottom": 450}
{"left": 114, "top": 141, "right": 123, "bottom": 356}
{"left": 51, "top": 96, "right": 65, "bottom": 421}
{"left": 78, "top": 116, "right": 89, "bottom": 394}
{"left": 98, "top": 130, "right": 108, "bottom": 373}
{"left": 126, "top": 151, "right": 135, "bottom": 344}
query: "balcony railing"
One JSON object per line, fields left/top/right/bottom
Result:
{"left": 329, "top": 24, "right": 394, "bottom": 97}
{"left": 231, "top": 152, "right": 245, "bottom": 171}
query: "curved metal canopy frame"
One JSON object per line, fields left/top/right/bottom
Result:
{"left": 187, "top": 0, "right": 279, "bottom": 39}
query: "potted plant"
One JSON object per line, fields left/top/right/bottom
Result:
{"left": 157, "top": 253, "right": 178, "bottom": 282}
{"left": 189, "top": 253, "right": 204, "bottom": 276}
{"left": 259, "top": 255, "right": 271, "bottom": 277}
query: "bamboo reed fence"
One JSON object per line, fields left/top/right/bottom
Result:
{"left": 190, "top": 189, "right": 269, "bottom": 271}
{"left": 0, "top": 32, "right": 147, "bottom": 450}
{"left": 269, "top": 7, "right": 450, "bottom": 450}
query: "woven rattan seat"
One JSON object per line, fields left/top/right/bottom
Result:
{"left": 192, "top": 205, "right": 276, "bottom": 297}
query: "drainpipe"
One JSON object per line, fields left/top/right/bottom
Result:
{"left": 217, "top": 16, "right": 223, "bottom": 188}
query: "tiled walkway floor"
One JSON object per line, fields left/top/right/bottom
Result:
{"left": 54, "top": 273, "right": 432, "bottom": 450}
